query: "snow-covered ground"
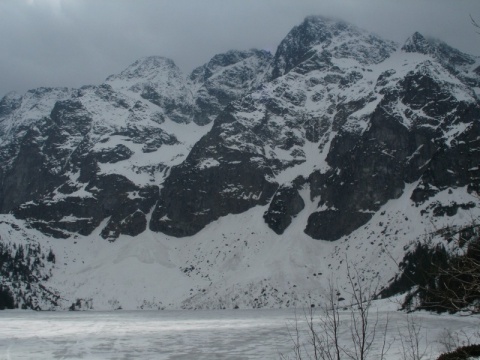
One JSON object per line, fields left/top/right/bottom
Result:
{"left": 1, "top": 180, "right": 479, "bottom": 311}
{"left": 1, "top": 303, "right": 478, "bottom": 359}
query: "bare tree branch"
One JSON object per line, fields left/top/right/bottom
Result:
{"left": 471, "top": 14, "right": 480, "bottom": 34}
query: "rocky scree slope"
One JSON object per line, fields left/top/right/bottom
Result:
{"left": 0, "top": 16, "right": 479, "bottom": 309}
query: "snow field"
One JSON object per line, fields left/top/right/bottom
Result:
{"left": 0, "top": 305, "right": 478, "bottom": 359}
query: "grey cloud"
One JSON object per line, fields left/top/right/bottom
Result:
{"left": 0, "top": 0, "right": 479, "bottom": 98}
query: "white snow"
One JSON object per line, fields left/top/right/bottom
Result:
{"left": 1, "top": 179, "right": 477, "bottom": 313}
{"left": 0, "top": 306, "right": 478, "bottom": 359}
{"left": 197, "top": 158, "right": 220, "bottom": 170}
{"left": 0, "top": 22, "right": 479, "bottom": 356}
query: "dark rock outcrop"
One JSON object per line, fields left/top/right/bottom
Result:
{"left": 264, "top": 183, "right": 305, "bottom": 235}
{"left": 150, "top": 112, "right": 278, "bottom": 237}
{"left": 0, "top": 15, "right": 478, "bottom": 243}
{"left": 14, "top": 174, "right": 157, "bottom": 240}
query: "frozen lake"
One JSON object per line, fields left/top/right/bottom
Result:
{"left": 1, "top": 309, "right": 295, "bottom": 359}
{"left": 1, "top": 308, "right": 478, "bottom": 359}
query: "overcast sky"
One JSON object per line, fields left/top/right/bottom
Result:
{"left": 1, "top": 0, "right": 479, "bottom": 98}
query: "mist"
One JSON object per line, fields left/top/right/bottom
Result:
{"left": 0, "top": 0, "right": 479, "bottom": 97}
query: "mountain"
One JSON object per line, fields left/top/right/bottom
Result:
{"left": 190, "top": 49, "right": 272, "bottom": 125}
{"left": 0, "top": 15, "right": 479, "bottom": 310}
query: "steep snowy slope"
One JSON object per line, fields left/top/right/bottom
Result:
{"left": 0, "top": 15, "right": 479, "bottom": 310}
{"left": 1, "top": 181, "right": 478, "bottom": 310}
{"left": 0, "top": 49, "right": 272, "bottom": 242}
{"left": 151, "top": 16, "right": 480, "bottom": 240}
{"left": 0, "top": 78, "right": 209, "bottom": 241}
{"left": 105, "top": 56, "right": 195, "bottom": 124}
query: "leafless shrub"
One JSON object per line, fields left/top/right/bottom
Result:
{"left": 398, "top": 315, "right": 429, "bottom": 360}
{"left": 471, "top": 14, "right": 480, "bottom": 34}
{"left": 281, "top": 264, "right": 391, "bottom": 360}
{"left": 437, "top": 328, "right": 478, "bottom": 354}
{"left": 342, "top": 264, "right": 388, "bottom": 360}
{"left": 281, "top": 281, "right": 342, "bottom": 360}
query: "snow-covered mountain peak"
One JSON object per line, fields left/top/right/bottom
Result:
{"left": 1, "top": 15, "right": 480, "bottom": 311}
{"left": 402, "top": 32, "right": 433, "bottom": 55}
{"left": 301, "top": 15, "right": 350, "bottom": 34}
{"left": 0, "top": 87, "right": 72, "bottom": 143}
{"left": 190, "top": 49, "right": 271, "bottom": 85}
{"left": 105, "top": 56, "right": 180, "bottom": 84}
{"left": 1, "top": 91, "right": 21, "bottom": 102}
{"left": 0, "top": 91, "right": 22, "bottom": 118}
{"left": 270, "top": 15, "right": 396, "bottom": 79}
{"left": 189, "top": 49, "right": 272, "bottom": 125}
{"left": 104, "top": 56, "right": 194, "bottom": 124}
{"left": 402, "top": 32, "right": 476, "bottom": 73}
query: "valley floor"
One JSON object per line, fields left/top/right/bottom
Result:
{"left": 1, "top": 301, "right": 478, "bottom": 360}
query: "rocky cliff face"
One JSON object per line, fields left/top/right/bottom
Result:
{"left": 190, "top": 49, "right": 272, "bottom": 125}
{"left": 0, "top": 15, "right": 479, "bottom": 310}
{"left": 1, "top": 16, "right": 478, "bottom": 241}
{"left": 151, "top": 16, "right": 479, "bottom": 240}
{"left": 270, "top": 16, "right": 396, "bottom": 79}
{"left": 1, "top": 14, "right": 478, "bottom": 241}
{"left": 0, "top": 49, "right": 275, "bottom": 241}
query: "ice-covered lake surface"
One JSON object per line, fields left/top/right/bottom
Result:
{"left": 1, "top": 307, "right": 479, "bottom": 359}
